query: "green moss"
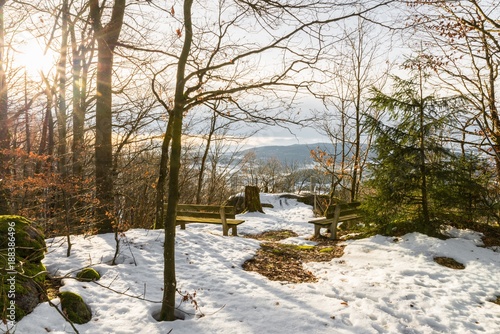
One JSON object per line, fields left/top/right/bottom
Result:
{"left": 76, "top": 268, "right": 100, "bottom": 282}
{"left": 294, "top": 245, "right": 313, "bottom": 250}
{"left": 1, "top": 273, "right": 29, "bottom": 322}
{"left": 59, "top": 291, "right": 92, "bottom": 324}
{"left": 14, "top": 278, "right": 28, "bottom": 295}
{"left": 319, "top": 247, "right": 334, "bottom": 253}
{"left": 15, "top": 304, "right": 26, "bottom": 319}
{"left": 0, "top": 215, "right": 47, "bottom": 322}
{"left": 265, "top": 243, "right": 317, "bottom": 255}
{"left": 23, "top": 262, "right": 47, "bottom": 284}
{"left": 0, "top": 215, "right": 46, "bottom": 262}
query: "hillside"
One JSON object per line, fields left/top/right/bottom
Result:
{"left": 239, "top": 142, "right": 337, "bottom": 163}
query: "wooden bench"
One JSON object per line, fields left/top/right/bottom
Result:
{"left": 174, "top": 204, "right": 245, "bottom": 236}
{"left": 308, "top": 202, "right": 362, "bottom": 240}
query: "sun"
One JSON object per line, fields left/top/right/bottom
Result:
{"left": 15, "top": 37, "right": 57, "bottom": 76}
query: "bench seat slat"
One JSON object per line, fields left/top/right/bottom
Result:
{"left": 308, "top": 214, "right": 360, "bottom": 225}
{"left": 336, "top": 209, "right": 359, "bottom": 217}
{"left": 163, "top": 203, "right": 245, "bottom": 236}
{"left": 178, "top": 204, "right": 235, "bottom": 213}
{"left": 309, "top": 202, "right": 362, "bottom": 240}
{"left": 308, "top": 218, "right": 334, "bottom": 225}
{"left": 176, "top": 217, "right": 245, "bottom": 225}
{"left": 338, "top": 214, "right": 361, "bottom": 222}
{"left": 177, "top": 212, "right": 222, "bottom": 219}
{"left": 177, "top": 204, "right": 220, "bottom": 211}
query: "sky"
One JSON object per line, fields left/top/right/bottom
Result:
{"left": 11, "top": 1, "right": 397, "bottom": 152}
{"left": 242, "top": 123, "right": 330, "bottom": 148}
{"left": 5, "top": 193, "right": 500, "bottom": 334}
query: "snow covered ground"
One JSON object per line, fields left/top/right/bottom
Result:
{"left": 5, "top": 193, "right": 500, "bottom": 334}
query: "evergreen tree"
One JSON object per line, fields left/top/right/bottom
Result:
{"left": 365, "top": 63, "right": 469, "bottom": 234}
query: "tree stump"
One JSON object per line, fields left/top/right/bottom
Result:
{"left": 244, "top": 186, "right": 264, "bottom": 213}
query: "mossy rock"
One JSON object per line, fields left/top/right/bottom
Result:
{"left": 76, "top": 268, "right": 101, "bottom": 282}
{"left": 59, "top": 291, "right": 92, "bottom": 324}
{"left": 0, "top": 215, "right": 47, "bottom": 323}
{"left": 0, "top": 215, "right": 46, "bottom": 262}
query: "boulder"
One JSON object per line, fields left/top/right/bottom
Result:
{"left": 0, "top": 215, "right": 47, "bottom": 322}
{"left": 59, "top": 291, "right": 92, "bottom": 324}
{"left": 76, "top": 268, "right": 101, "bottom": 282}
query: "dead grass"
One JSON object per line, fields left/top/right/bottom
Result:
{"left": 42, "top": 275, "right": 63, "bottom": 301}
{"left": 243, "top": 230, "right": 345, "bottom": 283}
{"left": 244, "top": 229, "right": 298, "bottom": 242}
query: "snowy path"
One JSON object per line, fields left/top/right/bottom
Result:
{"left": 7, "top": 193, "right": 500, "bottom": 334}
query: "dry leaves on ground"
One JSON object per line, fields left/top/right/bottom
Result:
{"left": 243, "top": 230, "right": 345, "bottom": 283}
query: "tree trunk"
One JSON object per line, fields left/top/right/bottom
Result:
{"left": 351, "top": 76, "right": 361, "bottom": 202}
{"left": 70, "top": 29, "right": 90, "bottom": 178}
{"left": 196, "top": 110, "right": 216, "bottom": 204}
{"left": 418, "top": 72, "right": 430, "bottom": 229}
{"left": 56, "top": 0, "right": 68, "bottom": 176}
{"left": 36, "top": 78, "right": 55, "bottom": 173}
{"left": 159, "top": 0, "right": 194, "bottom": 322}
{"left": 0, "top": 1, "right": 9, "bottom": 214}
{"left": 154, "top": 116, "right": 173, "bottom": 229}
{"left": 244, "top": 185, "right": 263, "bottom": 213}
{"left": 94, "top": 39, "right": 115, "bottom": 233}
{"left": 90, "top": 0, "right": 126, "bottom": 234}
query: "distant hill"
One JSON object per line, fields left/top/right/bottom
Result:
{"left": 239, "top": 142, "right": 337, "bottom": 164}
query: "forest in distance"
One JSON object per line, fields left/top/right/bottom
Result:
{"left": 1, "top": 0, "right": 500, "bottom": 324}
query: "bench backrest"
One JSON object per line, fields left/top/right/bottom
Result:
{"left": 325, "top": 202, "right": 361, "bottom": 219}
{"left": 176, "top": 204, "right": 236, "bottom": 219}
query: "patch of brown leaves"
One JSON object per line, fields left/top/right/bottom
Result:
{"left": 433, "top": 256, "right": 465, "bottom": 270}
{"left": 243, "top": 230, "right": 345, "bottom": 283}
{"left": 43, "top": 275, "right": 63, "bottom": 301}
{"left": 244, "top": 229, "right": 298, "bottom": 242}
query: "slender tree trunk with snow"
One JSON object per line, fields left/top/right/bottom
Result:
{"left": 159, "top": 0, "right": 194, "bottom": 322}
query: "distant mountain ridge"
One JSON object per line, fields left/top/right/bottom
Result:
{"left": 239, "top": 142, "right": 337, "bottom": 163}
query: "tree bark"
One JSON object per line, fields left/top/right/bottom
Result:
{"left": 159, "top": 0, "right": 194, "bottom": 322}
{"left": 418, "top": 70, "right": 430, "bottom": 228}
{"left": 0, "top": 1, "right": 9, "bottom": 214}
{"left": 244, "top": 185, "right": 264, "bottom": 213}
{"left": 56, "top": 0, "right": 68, "bottom": 176}
{"left": 70, "top": 24, "right": 92, "bottom": 178}
{"left": 196, "top": 109, "right": 216, "bottom": 204}
{"left": 36, "top": 77, "right": 55, "bottom": 173}
{"left": 154, "top": 116, "right": 173, "bottom": 229}
{"left": 90, "top": 0, "right": 126, "bottom": 234}
{"left": 94, "top": 39, "right": 114, "bottom": 233}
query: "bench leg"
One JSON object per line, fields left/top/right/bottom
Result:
{"left": 313, "top": 224, "right": 321, "bottom": 238}
{"left": 180, "top": 222, "right": 186, "bottom": 230}
{"left": 222, "top": 224, "right": 229, "bottom": 236}
{"left": 329, "top": 222, "right": 338, "bottom": 240}
{"left": 231, "top": 225, "right": 237, "bottom": 236}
